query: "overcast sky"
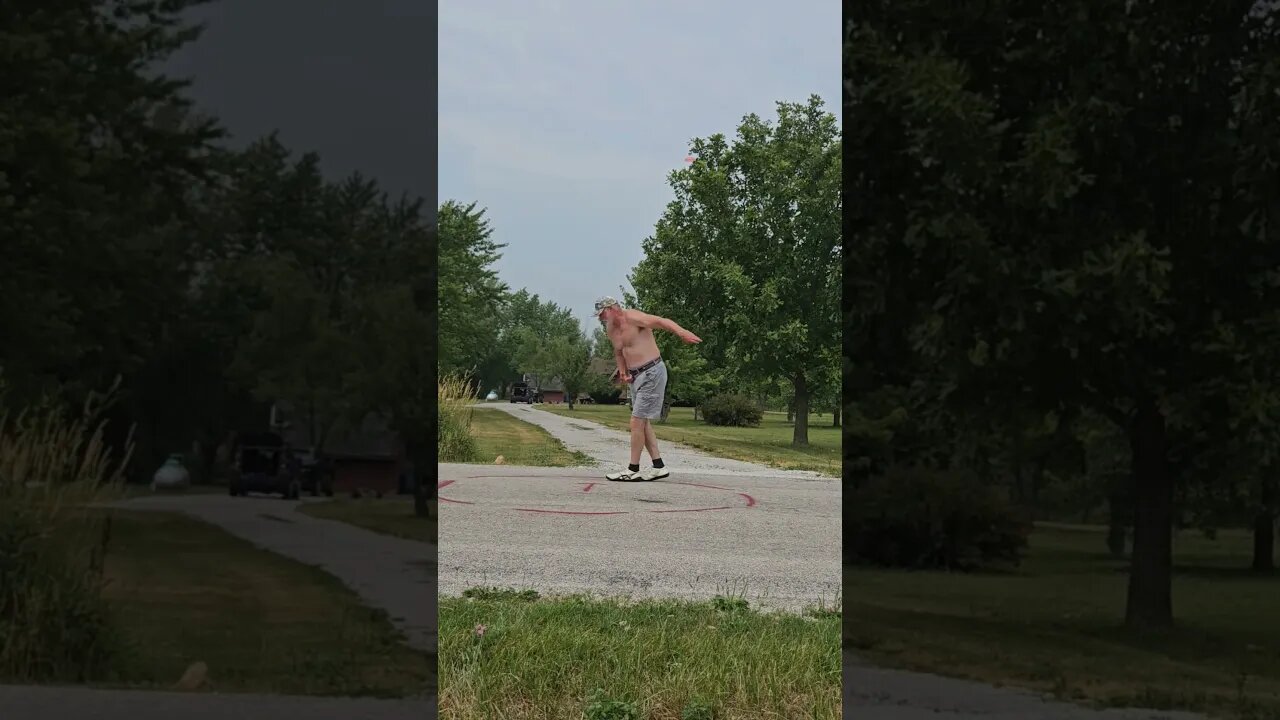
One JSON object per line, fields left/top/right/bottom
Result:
{"left": 439, "top": 0, "right": 841, "bottom": 331}
{"left": 166, "top": 0, "right": 435, "bottom": 204}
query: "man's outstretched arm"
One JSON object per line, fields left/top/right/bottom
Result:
{"left": 626, "top": 310, "right": 702, "bottom": 344}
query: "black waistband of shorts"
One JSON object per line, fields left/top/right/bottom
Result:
{"left": 629, "top": 357, "right": 662, "bottom": 375}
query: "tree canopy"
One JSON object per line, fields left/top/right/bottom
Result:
{"left": 849, "top": 0, "right": 1280, "bottom": 628}
{"left": 631, "top": 95, "right": 842, "bottom": 444}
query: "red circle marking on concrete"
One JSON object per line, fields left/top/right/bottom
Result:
{"left": 435, "top": 479, "right": 474, "bottom": 504}
{"left": 436, "top": 477, "right": 756, "bottom": 515}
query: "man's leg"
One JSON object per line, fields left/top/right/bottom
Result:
{"left": 605, "top": 414, "right": 647, "bottom": 480}
{"left": 629, "top": 416, "right": 646, "bottom": 467}
{"left": 644, "top": 421, "right": 660, "bottom": 460}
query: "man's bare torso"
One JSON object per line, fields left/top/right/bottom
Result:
{"left": 606, "top": 311, "right": 661, "bottom": 368}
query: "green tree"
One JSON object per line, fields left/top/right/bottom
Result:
{"left": 439, "top": 201, "right": 508, "bottom": 375}
{"left": 481, "top": 289, "right": 582, "bottom": 394}
{"left": 632, "top": 96, "right": 841, "bottom": 446}
{"left": 0, "top": 0, "right": 222, "bottom": 410}
{"left": 524, "top": 333, "right": 593, "bottom": 410}
{"left": 591, "top": 327, "right": 615, "bottom": 361}
{"left": 849, "top": 2, "right": 1280, "bottom": 628}
{"left": 344, "top": 200, "right": 437, "bottom": 518}
{"left": 230, "top": 259, "right": 359, "bottom": 452}
{"left": 658, "top": 342, "right": 721, "bottom": 421}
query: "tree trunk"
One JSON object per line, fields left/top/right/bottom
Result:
{"left": 406, "top": 444, "right": 432, "bottom": 520}
{"left": 1254, "top": 476, "right": 1276, "bottom": 572}
{"left": 1106, "top": 509, "right": 1127, "bottom": 558}
{"left": 659, "top": 400, "right": 671, "bottom": 423}
{"left": 1029, "top": 455, "right": 1048, "bottom": 520}
{"left": 1253, "top": 511, "right": 1274, "bottom": 572}
{"left": 1106, "top": 473, "right": 1130, "bottom": 557}
{"left": 1124, "top": 398, "right": 1174, "bottom": 629}
{"left": 1011, "top": 436, "right": 1025, "bottom": 506}
{"left": 792, "top": 372, "right": 810, "bottom": 447}
{"left": 414, "top": 480, "right": 431, "bottom": 518}
{"left": 833, "top": 407, "right": 841, "bottom": 428}
{"left": 307, "top": 399, "right": 317, "bottom": 447}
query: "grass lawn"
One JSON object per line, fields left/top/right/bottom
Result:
{"left": 470, "top": 406, "right": 594, "bottom": 467}
{"left": 100, "top": 509, "right": 433, "bottom": 696}
{"left": 298, "top": 496, "right": 435, "bottom": 544}
{"left": 848, "top": 523, "right": 1280, "bottom": 718}
{"left": 440, "top": 589, "right": 840, "bottom": 719}
{"left": 540, "top": 404, "right": 839, "bottom": 476}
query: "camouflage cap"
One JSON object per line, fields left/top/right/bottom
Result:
{"left": 594, "top": 296, "right": 620, "bottom": 314}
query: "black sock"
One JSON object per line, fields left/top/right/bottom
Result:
{"left": 652, "top": 458, "right": 664, "bottom": 469}
{"left": 628, "top": 463, "right": 640, "bottom": 472}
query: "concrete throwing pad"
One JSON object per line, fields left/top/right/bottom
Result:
{"left": 437, "top": 463, "right": 840, "bottom": 611}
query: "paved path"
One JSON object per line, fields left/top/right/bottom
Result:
{"left": 0, "top": 684, "right": 434, "bottom": 720}
{"left": 473, "top": 402, "right": 833, "bottom": 477}
{"left": 0, "top": 494, "right": 436, "bottom": 720}
{"left": 845, "top": 651, "right": 1208, "bottom": 719}
{"left": 437, "top": 463, "right": 840, "bottom": 611}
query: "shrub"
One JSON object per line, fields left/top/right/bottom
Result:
{"left": 0, "top": 386, "right": 130, "bottom": 681}
{"left": 438, "top": 372, "right": 478, "bottom": 463}
{"left": 699, "top": 394, "right": 762, "bottom": 427}
{"left": 848, "top": 465, "right": 1029, "bottom": 571}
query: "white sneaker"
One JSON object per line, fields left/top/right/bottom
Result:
{"left": 643, "top": 467, "right": 670, "bottom": 480}
{"left": 605, "top": 468, "right": 644, "bottom": 481}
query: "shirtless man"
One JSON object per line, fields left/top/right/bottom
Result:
{"left": 594, "top": 296, "right": 702, "bottom": 481}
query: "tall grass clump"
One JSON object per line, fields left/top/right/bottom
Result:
{"left": 0, "top": 380, "right": 132, "bottom": 681}
{"left": 439, "top": 372, "right": 479, "bottom": 463}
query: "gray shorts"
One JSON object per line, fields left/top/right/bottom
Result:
{"left": 629, "top": 360, "right": 668, "bottom": 420}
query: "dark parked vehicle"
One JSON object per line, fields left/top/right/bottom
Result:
{"left": 510, "top": 382, "right": 536, "bottom": 404}
{"left": 228, "top": 432, "right": 302, "bottom": 499}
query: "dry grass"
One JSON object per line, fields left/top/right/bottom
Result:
{"left": 100, "top": 509, "right": 433, "bottom": 696}
{"left": 469, "top": 408, "right": 593, "bottom": 467}
{"left": 440, "top": 373, "right": 479, "bottom": 463}
{"left": 0, "top": 385, "right": 130, "bottom": 681}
